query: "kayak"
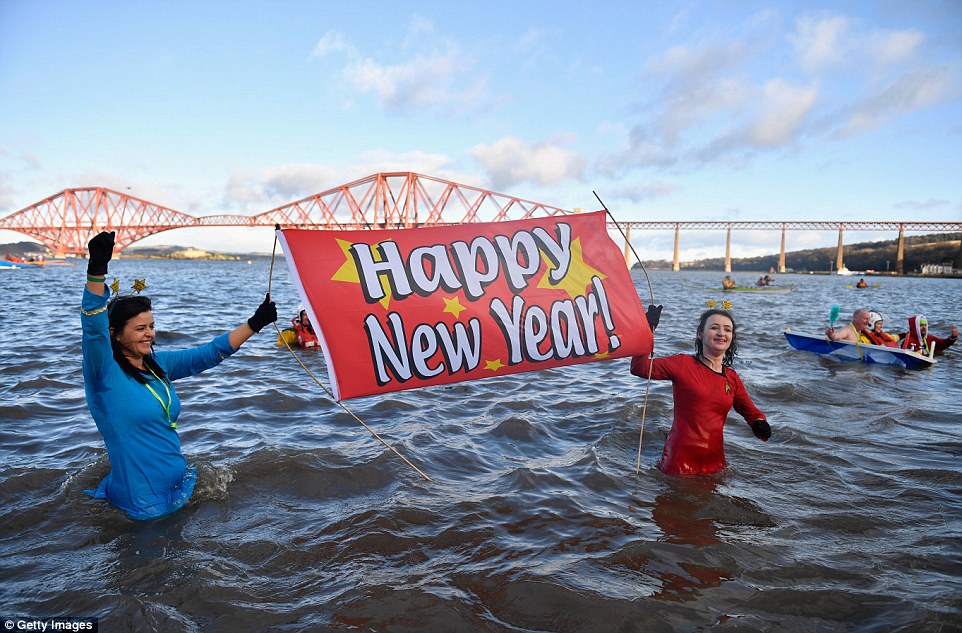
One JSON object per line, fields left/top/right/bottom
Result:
{"left": 725, "top": 285, "right": 794, "bottom": 294}
{"left": 684, "top": 284, "right": 795, "bottom": 294}
{"left": 784, "top": 330, "right": 936, "bottom": 369}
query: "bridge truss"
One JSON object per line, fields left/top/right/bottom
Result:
{"left": 1, "top": 172, "right": 959, "bottom": 271}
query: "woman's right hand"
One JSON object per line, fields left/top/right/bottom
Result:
{"left": 87, "top": 231, "right": 115, "bottom": 275}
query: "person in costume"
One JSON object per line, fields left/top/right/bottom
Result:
{"left": 900, "top": 315, "right": 957, "bottom": 355}
{"left": 292, "top": 309, "right": 319, "bottom": 348}
{"left": 81, "top": 231, "right": 277, "bottom": 520}
{"left": 825, "top": 307, "right": 870, "bottom": 342}
{"left": 859, "top": 311, "right": 899, "bottom": 347}
{"left": 630, "top": 306, "right": 771, "bottom": 476}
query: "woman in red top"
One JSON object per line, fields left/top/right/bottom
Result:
{"left": 631, "top": 308, "right": 771, "bottom": 476}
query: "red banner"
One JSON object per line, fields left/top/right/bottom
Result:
{"left": 279, "top": 211, "right": 652, "bottom": 400}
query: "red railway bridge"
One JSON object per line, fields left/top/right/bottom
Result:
{"left": 2, "top": 172, "right": 959, "bottom": 274}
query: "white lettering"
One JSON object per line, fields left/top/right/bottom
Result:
{"left": 532, "top": 223, "right": 572, "bottom": 285}
{"left": 350, "top": 241, "right": 412, "bottom": 302}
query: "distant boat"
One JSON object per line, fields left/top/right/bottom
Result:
{"left": 684, "top": 284, "right": 795, "bottom": 294}
{"left": 784, "top": 330, "right": 936, "bottom": 369}
{"left": 724, "top": 285, "right": 794, "bottom": 294}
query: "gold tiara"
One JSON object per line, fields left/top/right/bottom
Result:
{"left": 706, "top": 299, "right": 733, "bottom": 311}
{"left": 110, "top": 277, "right": 148, "bottom": 295}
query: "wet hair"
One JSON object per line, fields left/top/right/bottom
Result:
{"left": 107, "top": 295, "right": 166, "bottom": 384}
{"left": 694, "top": 308, "right": 738, "bottom": 367}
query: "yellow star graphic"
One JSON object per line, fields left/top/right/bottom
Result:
{"left": 109, "top": 278, "right": 120, "bottom": 294}
{"left": 536, "top": 236, "right": 606, "bottom": 299}
{"left": 331, "top": 238, "right": 393, "bottom": 309}
{"left": 443, "top": 296, "right": 467, "bottom": 319}
{"left": 132, "top": 279, "right": 147, "bottom": 293}
{"left": 484, "top": 359, "right": 505, "bottom": 371}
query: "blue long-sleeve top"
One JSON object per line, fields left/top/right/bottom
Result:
{"left": 81, "top": 287, "right": 236, "bottom": 520}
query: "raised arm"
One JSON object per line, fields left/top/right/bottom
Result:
{"left": 228, "top": 293, "right": 278, "bottom": 350}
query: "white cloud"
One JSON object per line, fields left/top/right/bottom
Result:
{"left": 608, "top": 182, "right": 677, "bottom": 203}
{"left": 834, "top": 65, "right": 956, "bottom": 137}
{"left": 224, "top": 163, "right": 338, "bottom": 210}
{"left": 470, "top": 136, "right": 586, "bottom": 190}
{"left": 864, "top": 28, "right": 924, "bottom": 66}
{"left": 312, "top": 31, "right": 354, "bottom": 57}
{"left": 349, "top": 149, "right": 461, "bottom": 181}
{"left": 312, "top": 29, "right": 492, "bottom": 115}
{"left": 748, "top": 79, "right": 818, "bottom": 146}
{"left": 790, "top": 15, "right": 854, "bottom": 71}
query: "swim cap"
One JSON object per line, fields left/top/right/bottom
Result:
{"left": 919, "top": 317, "right": 927, "bottom": 326}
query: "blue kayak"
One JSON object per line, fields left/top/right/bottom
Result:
{"left": 784, "top": 330, "right": 936, "bottom": 369}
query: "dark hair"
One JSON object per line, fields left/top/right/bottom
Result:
{"left": 694, "top": 308, "right": 738, "bottom": 367}
{"left": 107, "top": 295, "right": 166, "bottom": 384}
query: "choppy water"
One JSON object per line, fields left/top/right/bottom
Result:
{"left": 1, "top": 259, "right": 961, "bottom": 632}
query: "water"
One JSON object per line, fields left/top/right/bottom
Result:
{"left": 2, "top": 260, "right": 961, "bottom": 632}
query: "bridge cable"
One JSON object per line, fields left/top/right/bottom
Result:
{"left": 593, "top": 192, "right": 657, "bottom": 476}
{"left": 266, "top": 226, "right": 431, "bottom": 482}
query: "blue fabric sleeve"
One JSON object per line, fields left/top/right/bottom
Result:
{"left": 155, "top": 333, "right": 237, "bottom": 381}
{"left": 81, "top": 286, "right": 113, "bottom": 386}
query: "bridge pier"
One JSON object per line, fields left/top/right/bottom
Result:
{"left": 778, "top": 227, "right": 786, "bottom": 273}
{"left": 623, "top": 225, "right": 632, "bottom": 268}
{"left": 672, "top": 224, "right": 680, "bottom": 272}
{"left": 897, "top": 225, "right": 904, "bottom": 274}
{"left": 836, "top": 228, "right": 845, "bottom": 272}
{"left": 724, "top": 227, "right": 731, "bottom": 273}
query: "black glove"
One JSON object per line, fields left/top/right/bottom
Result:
{"left": 247, "top": 293, "right": 278, "bottom": 332}
{"left": 646, "top": 304, "right": 663, "bottom": 332}
{"left": 87, "top": 231, "right": 115, "bottom": 275}
{"left": 751, "top": 419, "right": 771, "bottom": 441}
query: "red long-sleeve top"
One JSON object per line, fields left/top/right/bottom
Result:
{"left": 631, "top": 354, "right": 766, "bottom": 476}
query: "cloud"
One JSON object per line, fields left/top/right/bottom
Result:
{"left": 0, "top": 172, "right": 16, "bottom": 209}
{"left": 607, "top": 182, "right": 677, "bottom": 203}
{"left": 748, "top": 79, "right": 818, "bottom": 147}
{"left": 348, "top": 149, "right": 462, "bottom": 182}
{"left": 864, "top": 28, "right": 924, "bottom": 66}
{"left": 312, "top": 31, "right": 354, "bottom": 57}
{"left": 470, "top": 136, "right": 587, "bottom": 190}
{"left": 603, "top": 9, "right": 959, "bottom": 177}
{"left": 892, "top": 197, "right": 952, "bottom": 211}
{"left": 224, "top": 163, "right": 338, "bottom": 210}
{"left": 833, "top": 64, "right": 956, "bottom": 137}
{"left": 790, "top": 14, "right": 854, "bottom": 71}
{"left": 312, "top": 26, "right": 492, "bottom": 114}
{"left": 791, "top": 14, "right": 926, "bottom": 72}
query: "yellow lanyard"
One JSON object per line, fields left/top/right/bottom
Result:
{"left": 143, "top": 364, "right": 175, "bottom": 429}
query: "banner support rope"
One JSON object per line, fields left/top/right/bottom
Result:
{"left": 593, "top": 192, "right": 657, "bottom": 475}
{"left": 267, "top": 226, "right": 431, "bottom": 482}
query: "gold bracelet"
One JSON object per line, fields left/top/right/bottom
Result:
{"left": 80, "top": 305, "right": 107, "bottom": 316}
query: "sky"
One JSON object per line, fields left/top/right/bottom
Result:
{"left": 1, "top": 0, "right": 960, "bottom": 261}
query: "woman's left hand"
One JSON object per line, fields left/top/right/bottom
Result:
{"left": 751, "top": 419, "right": 771, "bottom": 441}
{"left": 247, "top": 293, "right": 278, "bottom": 332}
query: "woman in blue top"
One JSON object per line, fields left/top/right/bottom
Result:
{"left": 81, "top": 231, "right": 277, "bottom": 520}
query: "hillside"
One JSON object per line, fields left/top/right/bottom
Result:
{"left": 637, "top": 232, "right": 961, "bottom": 274}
